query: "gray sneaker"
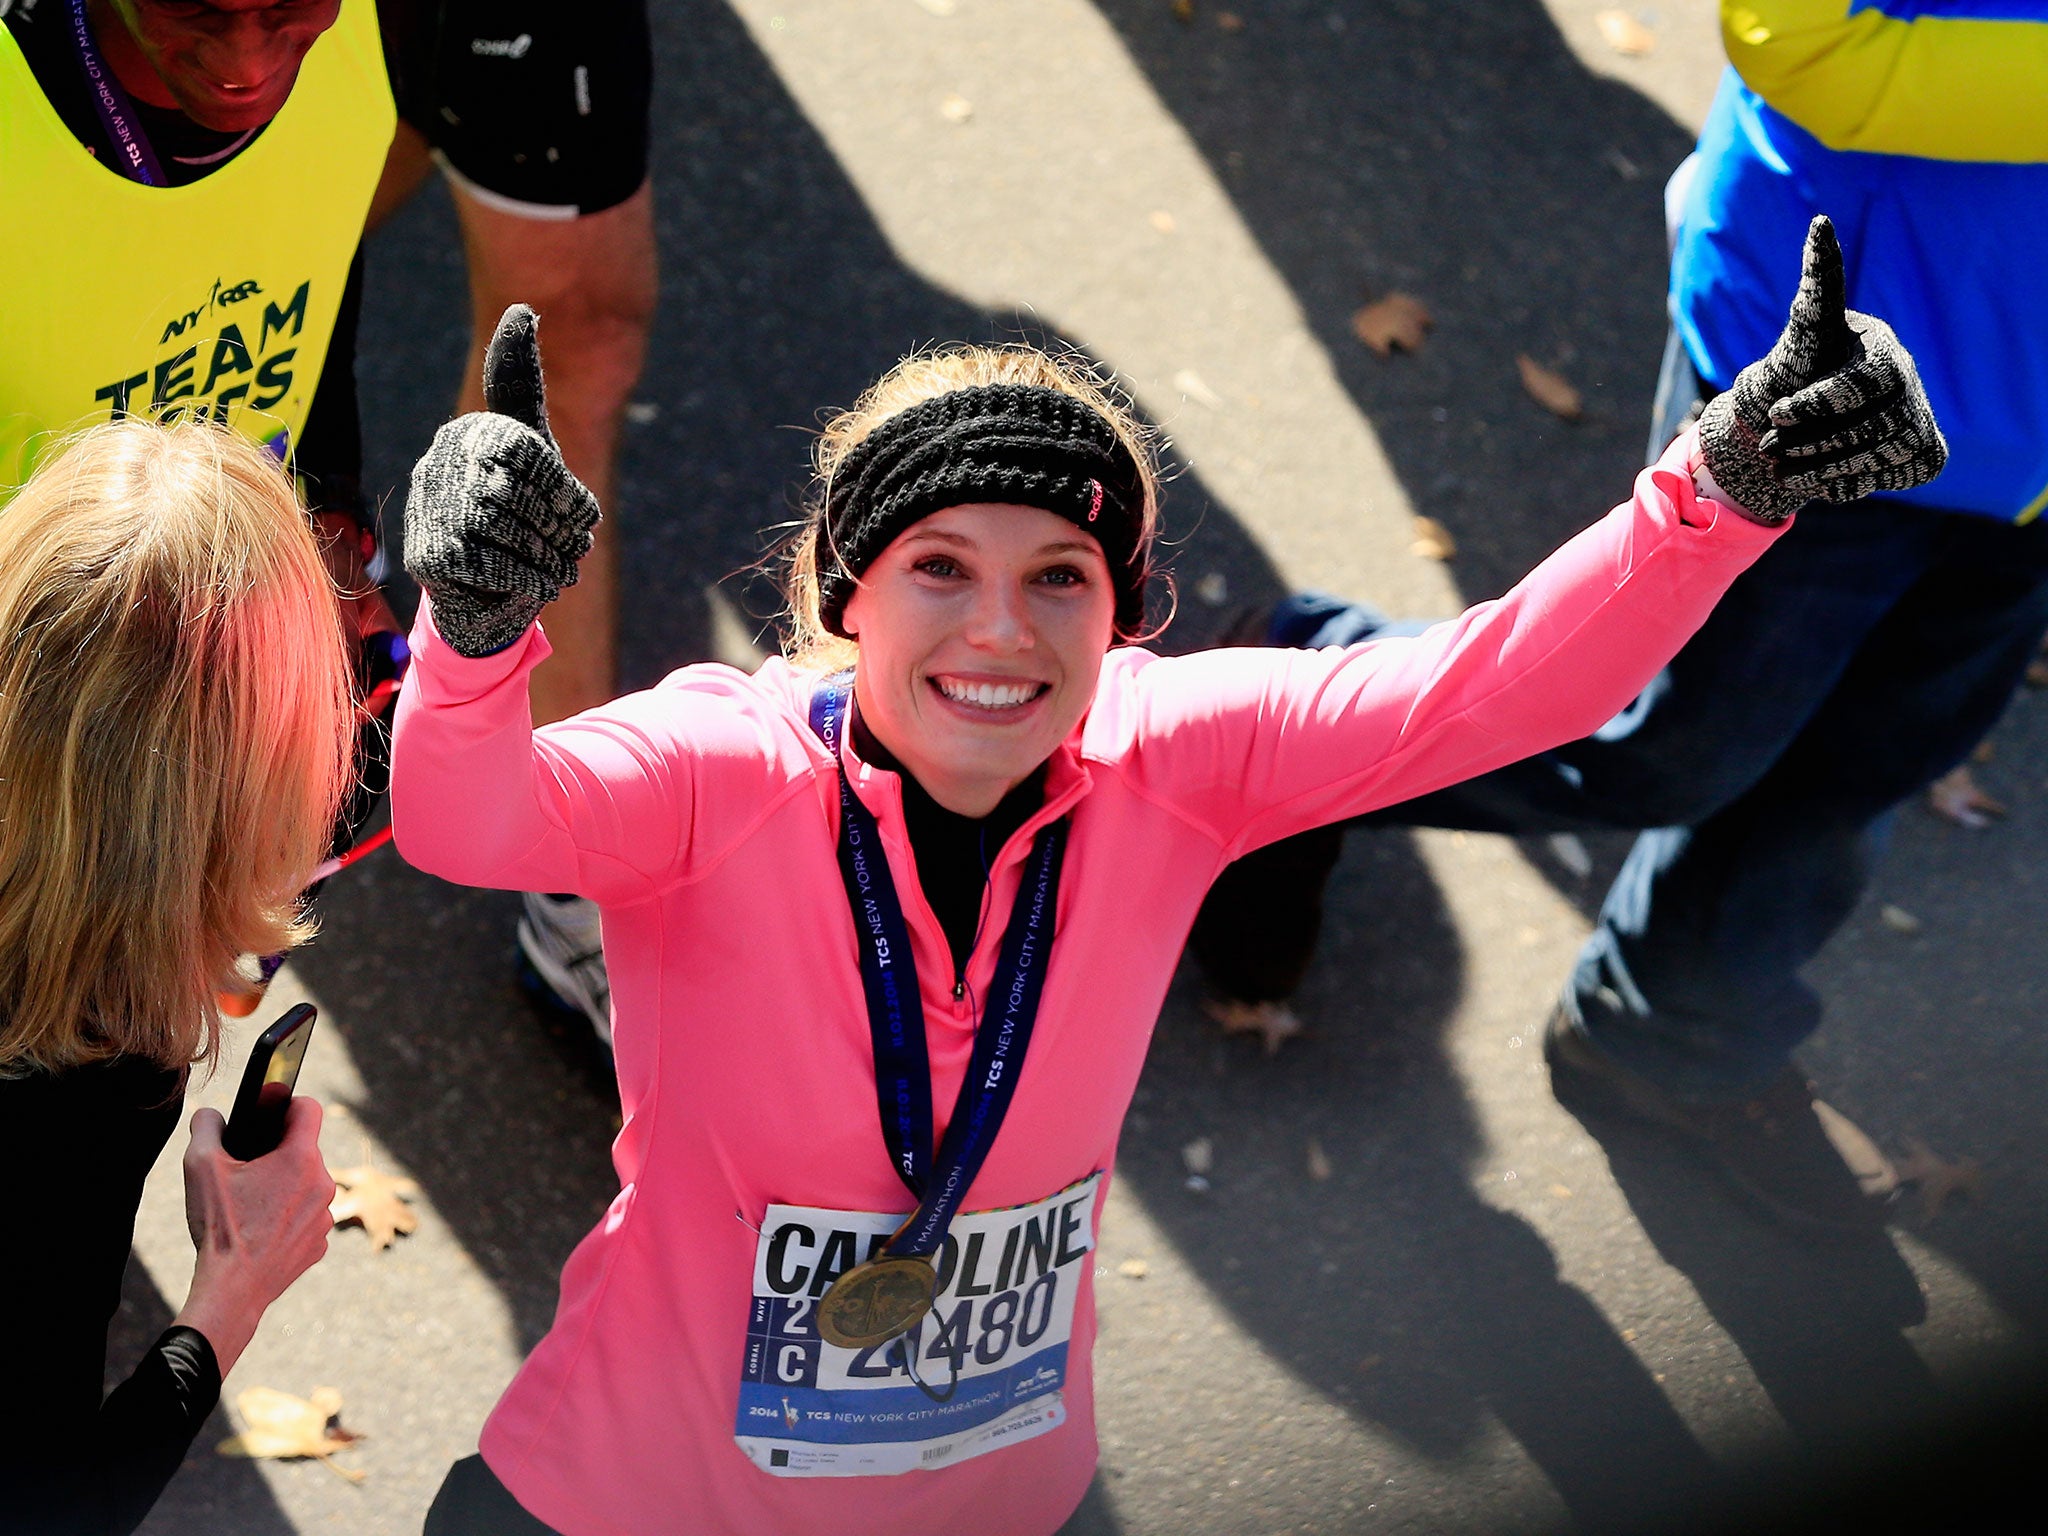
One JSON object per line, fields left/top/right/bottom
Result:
{"left": 517, "top": 891, "right": 612, "bottom": 1052}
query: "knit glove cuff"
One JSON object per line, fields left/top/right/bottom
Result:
{"left": 1697, "top": 378, "right": 1792, "bottom": 525}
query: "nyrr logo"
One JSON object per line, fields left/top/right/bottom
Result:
{"left": 94, "top": 280, "right": 313, "bottom": 423}
{"left": 159, "top": 276, "right": 266, "bottom": 344}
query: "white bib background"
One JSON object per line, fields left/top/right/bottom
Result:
{"left": 735, "top": 1173, "right": 1102, "bottom": 1477}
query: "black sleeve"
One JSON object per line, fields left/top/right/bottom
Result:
{"left": 295, "top": 244, "right": 368, "bottom": 525}
{"left": 0, "top": 1063, "right": 218, "bottom": 1536}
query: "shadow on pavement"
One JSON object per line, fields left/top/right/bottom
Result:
{"left": 1129, "top": 835, "right": 1722, "bottom": 1533}
{"left": 1582, "top": 1108, "right": 1935, "bottom": 1455}
{"left": 1094, "top": 0, "right": 1690, "bottom": 606}
{"left": 1055, "top": 1477, "right": 1125, "bottom": 1536}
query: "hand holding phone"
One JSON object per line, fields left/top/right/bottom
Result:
{"left": 223, "top": 1004, "right": 317, "bottom": 1161}
{"left": 178, "top": 1093, "right": 333, "bottom": 1376}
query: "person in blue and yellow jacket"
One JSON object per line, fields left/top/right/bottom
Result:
{"left": 1550, "top": 0, "right": 2048, "bottom": 1231}
{"left": 1188, "top": 0, "right": 2048, "bottom": 1238}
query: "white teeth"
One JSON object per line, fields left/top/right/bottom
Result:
{"left": 936, "top": 678, "right": 1039, "bottom": 710}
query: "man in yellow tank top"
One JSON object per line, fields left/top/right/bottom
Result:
{"left": 2, "top": 0, "right": 654, "bottom": 674}
{"left": 0, "top": 0, "right": 396, "bottom": 637}
{"left": 4, "top": 0, "right": 657, "bottom": 1037}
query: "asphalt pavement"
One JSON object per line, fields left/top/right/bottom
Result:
{"left": 118, "top": 4, "right": 2047, "bottom": 1533}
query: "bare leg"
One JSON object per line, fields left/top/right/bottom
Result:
{"left": 368, "top": 120, "right": 436, "bottom": 232}
{"left": 448, "top": 180, "right": 659, "bottom": 724}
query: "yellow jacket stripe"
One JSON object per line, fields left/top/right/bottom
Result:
{"left": 1724, "top": 1, "right": 2048, "bottom": 162}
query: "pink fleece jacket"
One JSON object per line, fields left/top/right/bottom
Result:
{"left": 391, "top": 433, "right": 1778, "bottom": 1535}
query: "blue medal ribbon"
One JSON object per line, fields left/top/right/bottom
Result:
{"left": 809, "top": 675, "right": 1066, "bottom": 1262}
{"left": 66, "top": 0, "right": 169, "bottom": 187}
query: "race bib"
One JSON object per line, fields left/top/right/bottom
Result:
{"left": 735, "top": 1172, "right": 1102, "bottom": 1478}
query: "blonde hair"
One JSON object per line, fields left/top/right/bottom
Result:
{"left": 780, "top": 344, "right": 1166, "bottom": 668}
{"left": 0, "top": 419, "right": 353, "bottom": 1075}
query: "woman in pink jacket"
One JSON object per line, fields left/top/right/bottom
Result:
{"left": 395, "top": 221, "right": 1944, "bottom": 1536}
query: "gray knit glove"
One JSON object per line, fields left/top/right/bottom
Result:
{"left": 404, "top": 305, "right": 600, "bottom": 657}
{"left": 1698, "top": 215, "right": 1947, "bottom": 526}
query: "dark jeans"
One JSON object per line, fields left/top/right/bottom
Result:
{"left": 423, "top": 1455, "right": 564, "bottom": 1535}
{"left": 1196, "top": 497, "right": 2048, "bottom": 1096}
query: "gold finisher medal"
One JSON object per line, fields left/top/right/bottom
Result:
{"left": 816, "top": 1253, "right": 938, "bottom": 1349}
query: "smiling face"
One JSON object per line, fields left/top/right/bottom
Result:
{"left": 95, "top": 0, "right": 342, "bottom": 134}
{"left": 841, "top": 504, "right": 1117, "bottom": 818}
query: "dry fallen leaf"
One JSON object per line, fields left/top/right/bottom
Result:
{"left": 1812, "top": 1101, "right": 1899, "bottom": 1199}
{"left": 1116, "top": 1258, "right": 1150, "bottom": 1280}
{"left": 1351, "top": 292, "right": 1433, "bottom": 356}
{"left": 1928, "top": 764, "right": 2007, "bottom": 829}
{"left": 1305, "top": 1139, "right": 1333, "bottom": 1182}
{"left": 1894, "top": 1135, "right": 1983, "bottom": 1219}
{"left": 219, "top": 1386, "right": 364, "bottom": 1482}
{"left": 1595, "top": 10, "right": 1656, "bottom": 55}
{"left": 1880, "top": 904, "right": 1923, "bottom": 935}
{"left": 1202, "top": 997, "right": 1305, "bottom": 1055}
{"left": 330, "top": 1162, "right": 420, "bottom": 1251}
{"left": 938, "top": 93, "right": 973, "bottom": 124}
{"left": 1518, "top": 355, "right": 1584, "bottom": 420}
{"left": 1410, "top": 515, "right": 1457, "bottom": 561}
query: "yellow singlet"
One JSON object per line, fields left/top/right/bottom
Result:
{"left": 0, "top": 0, "right": 395, "bottom": 501}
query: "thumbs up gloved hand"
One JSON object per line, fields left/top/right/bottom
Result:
{"left": 1698, "top": 215, "right": 1947, "bottom": 526}
{"left": 404, "top": 305, "right": 601, "bottom": 658}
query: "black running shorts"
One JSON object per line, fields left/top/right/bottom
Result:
{"left": 386, "top": 0, "right": 652, "bottom": 219}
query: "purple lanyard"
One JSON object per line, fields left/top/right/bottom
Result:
{"left": 809, "top": 675, "right": 1067, "bottom": 1260}
{"left": 66, "top": 0, "right": 168, "bottom": 186}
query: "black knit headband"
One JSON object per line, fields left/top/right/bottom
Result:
{"left": 817, "top": 383, "right": 1149, "bottom": 639}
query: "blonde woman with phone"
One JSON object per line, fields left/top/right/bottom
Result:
{"left": 0, "top": 420, "right": 354, "bottom": 1534}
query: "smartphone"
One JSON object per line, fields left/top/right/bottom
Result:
{"left": 222, "top": 1003, "right": 317, "bottom": 1161}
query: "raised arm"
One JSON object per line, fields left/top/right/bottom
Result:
{"left": 392, "top": 308, "right": 814, "bottom": 901}
{"left": 1722, "top": 0, "right": 2048, "bottom": 161}
{"left": 1122, "top": 219, "right": 1945, "bottom": 853}
{"left": 393, "top": 307, "right": 685, "bottom": 901}
{"left": 1113, "top": 432, "right": 1777, "bottom": 854}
